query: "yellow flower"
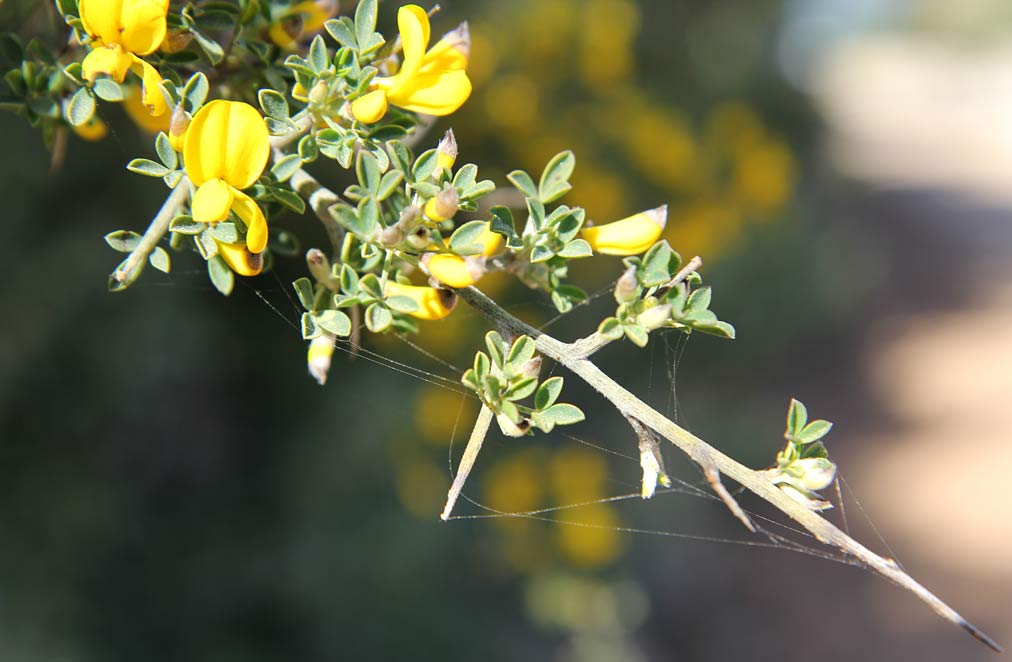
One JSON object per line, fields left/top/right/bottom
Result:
{"left": 79, "top": 0, "right": 170, "bottom": 117}
{"left": 580, "top": 204, "right": 667, "bottom": 256}
{"left": 423, "top": 253, "right": 485, "bottom": 288}
{"left": 183, "top": 100, "right": 271, "bottom": 253}
{"left": 72, "top": 114, "right": 108, "bottom": 141}
{"left": 384, "top": 281, "right": 457, "bottom": 320}
{"left": 351, "top": 5, "right": 471, "bottom": 123}
{"left": 268, "top": 0, "right": 338, "bottom": 50}
{"left": 215, "top": 240, "right": 264, "bottom": 277}
{"left": 307, "top": 333, "right": 336, "bottom": 385}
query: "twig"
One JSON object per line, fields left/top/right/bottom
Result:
{"left": 112, "top": 178, "right": 191, "bottom": 288}
{"left": 664, "top": 255, "right": 702, "bottom": 291}
{"left": 441, "top": 404, "right": 493, "bottom": 521}
{"left": 689, "top": 443, "right": 756, "bottom": 532}
{"left": 454, "top": 284, "right": 1001, "bottom": 653}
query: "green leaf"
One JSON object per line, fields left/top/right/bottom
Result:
{"left": 798, "top": 420, "right": 833, "bottom": 445}
{"left": 259, "top": 89, "right": 289, "bottom": 120}
{"left": 531, "top": 244, "right": 554, "bottom": 263}
{"left": 535, "top": 376, "right": 564, "bottom": 410}
{"left": 506, "top": 335, "right": 536, "bottom": 368}
{"left": 357, "top": 273, "right": 382, "bottom": 299}
{"left": 126, "top": 158, "right": 169, "bottom": 177}
{"left": 538, "top": 150, "right": 575, "bottom": 203}
{"left": 412, "top": 148, "right": 437, "bottom": 182}
{"left": 66, "top": 86, "right": 94, "bottom": 126}
{"left": 104, "top": 230, "right": 142, "bottom": 252}
{"left": 484, "top": 331, "right": 506, "bottom": 369}
{"left": 449, "top": 220, "right": 489, "bottom": 255}
{"left": 787, "top": 398, "right": 808, "bottom": 438}
{"left": 207, "top": 255, "right": 234, "bottom": 295}
{"left": 298, "top": 135, "right": 319, "bottom": 163}
{"left": 308, "top": 35, "right": 329, "bottom": 72}
{"left": 597, "top": 317, "right": 624, "bottom": 340}
{"left": 687, "top": 286, "right": 712, "bottom": 313}
{"left": 317, "top": 309, "right": 352, "bottom": 336}
{"left": 452, "top": 163, "right": 478, "bottom": 191}
{"left": 292, "top": 277, "right": 316, "bottom": 310}
{"left": 325, "top": 17, "right": 357, "bottom": 50}
{"left": 354, "top": 0, "right": 378, "bottom": 51}
{"left": 504, "top": 377, "right": 538, "bottom": 401}
{"left": 387, "top": 140, "right": 413, "bottom": 175}
{"left": 149, "top": 246, "right": 170, "bottom": 273}
{"left": 209, "top": 222, "right": 239, "bottom": 244}
{"left": 384, "top": 295, "right": 418, "bottom": 313}
{"left": 640, "top": 241, "right": 674, "bottom": 286}
{"left": 624, "top": 323, "right": 649, "bottom": 347}
{"left": 557, "top": 238, "right": 592, "bottom": 259}
{"left": 155, "top": 132, "right": 177, "bottom": 168}
{"left": 692, "top": 321, "right": 736, "bottom": 340}
{"left": 526, "top": 197, "right": 545, "bottom": 230}
{"left": 357, "top": 197, "right": 380, "bottom": 235}
{"left": 181, "top": 72, "right": 208, "bottom": 111}
{"left": 169, "top": 215, "right": 203, "bottom": 235}
{"left": 473, "top": 350, "right": 491, "bottom": 380}
{"left": 507, "top": 169, "right": 537, "bottom": 198}
{"left": 489, "top": 206, "right": 521, "bottom": 249}
{"left": 356, "top": 150, "right": 381, "bottom": 193}
{"left": 190, "top": 27, "right": 224, "bottom": 64}
{"left": 376, "top": 170, "right": 403, "bottom": 200}
{"left": 270, "top": 188, "right": 306, "bottom": 214}
{"left": 92, "top": 78, "right": 123, "bottom": 102}
{"left": 271, "top": 153, "right": 302, "bottom": 182}
{"left": 536, "top": 403, "right": 585, "bottom": 432}
{"left": 340, "top": 264, "right": 359, "bottom": 293}
{"left": 301, "top": 312, "right": 320, "bottom": 339}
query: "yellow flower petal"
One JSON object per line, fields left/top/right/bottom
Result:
{"left": 119, "top": 0, "right": 170, "bottom": 55}
{"left": 130, "top": 55, "right": 168, "bottom": 116}
{"left": 192, "top": 178, "right": 234, "bottom": 224}
{"left": 351, "top": 89, "right": 388, "bottom": 123}
{"left": 388, "top": 4, "right": 431, "bottom": 95}
{"left": 419, "top": 24, "right": 469, "bottom": 74}
{"left": 73, "top": 115, "right": 109, "bottom": 141}
{"left": 183, "top": 100, "right": 269, "bottom": 189}
{"left": 268, "top": 22, "right": 298, "bottom": 50}
{"left": 230, "top": 188, "right": 268, "bottom": 253}
{"left": 79, "top": 0, "right": 124, "bottom": 45}
{"left": 82, "top": 44, "right": 134, "bottom": 82}
{"left": 122, "top": 84, "right": 171, "bottom": 133}
{"left": 216, "top": 240, "right": 264, "bottom": 276}
{"left": 580, "top": 205, "right": 667, "bottom": 256}
{"left": 385, "top": 69, "right": 471, "bottom": 116}
{"left": 475, "top": 222, "right": 503, "bottom": 257}
{"left": 425, "top": 253, "right": 481, "bottom": 288}
{"left": 384, "top": 281, "right": 457, "bottom": 320}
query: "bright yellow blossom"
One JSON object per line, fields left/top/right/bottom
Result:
{"left": 351, "top": 5, "right": 471, "bottom": 123}
{"left": 423, "top": 253, "right": 485, "bottom": 288}
{"left": 580, "top": 204, "right": 667, "bottom": 256}
{"left": 183, "top": 100, "right": 271, "bottom": 253}
{"left": 71, "top": 114, "right": 109, "bottom": 141}
{"left": 215, "top": 240, "right": 264, "bottom": 277}
{"left": 384, "top": 281, "right": 457, "bottom": 320}
{"left": 79, "top": 0, "right": 170, "bottom": 117}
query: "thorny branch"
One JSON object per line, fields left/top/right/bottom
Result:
{"left": 453, "top": 284, "right": 1002, "bottom": 653}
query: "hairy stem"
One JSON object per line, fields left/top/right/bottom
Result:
{"left": 455, "top": 284, "right": 1001, "bottom": 652}
{"left": 440, "top": 404, "right": 493, "bottom": 521}
{"left": 111, "top": 177, "right": 191, "bottom": 289}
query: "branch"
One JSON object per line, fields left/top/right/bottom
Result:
{"left": 441, "top": 403, "right": 493, "bottom": 521}
{"left": 454, "top": 284, "right": 1001, "bottom": 652}
{"left": 111, "top": 177, "right": 191, "bottom": 289}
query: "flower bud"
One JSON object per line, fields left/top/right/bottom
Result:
{"left": 636, "top": 303, "right": 672, "bottom": 331}
{"left": 615, "top": 266, "right": 639, "bottom": 303}
{"left": 398, "top": 204, "right": 422, "bottom": 231}
{"left": 496, "top": 412, "right": 529, "bottom": 437}
{"left": 168, "top": 104, "right": 190, "bottom": 152}
{"left": 404, "top": 226, "right": 431, "bottom": 251}
{"left": 307, "top": 333, "right": 336, "bottom": 385}
{"left": 380, "top": 224, "right": 403, "bottom": 247}
{"left": 384, "top": 281, "right": 457, "bottom": 320}
{"left": 517, "top": 356, "right": 542, "bottom": 380}
{"left": 216, "top": 241, "right": 264, "bottom": 277}
{"left": 424, "top": 188, "right": 460, "bottom": 222}
{"left": 475, "top": 222, "right": 503, "bottom": 257}
{"left": 581, "top": 204, "right": 667, "bottom": 256}
{"left": 423, "top": 252, "right": 486, "bottom": 288}
{"left": 793, "top": 457, "right": 837, "bottom": 492}
{"left": 306, "top": 248, "right": 332, "bottom": 284}
{"left": 308, "top": 79, "right": 329, "bottom": 106}
{"left": 436, "top": 129, "right": 458, "bottom": 172}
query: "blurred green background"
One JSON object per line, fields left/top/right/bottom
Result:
{"left": 2, "top": 0, "right": 1011, "bottom": 660}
